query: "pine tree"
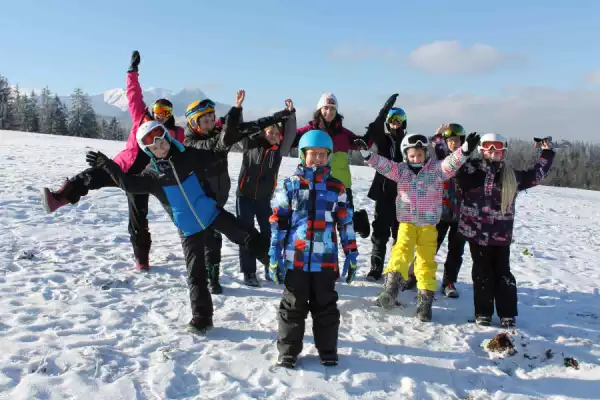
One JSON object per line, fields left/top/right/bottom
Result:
{"left": 39, "top": 87, "right": 53, "bottom": 134}
{"left": 0, "top": 75, "right": 15, "bottom": 130}
{"left": 25, "top": 90, "right": 40, "bottom": 132}
{"left": 50, "top": 94, "right": 69, "bottom": 136}
{"left": 68, "top": 88, "right": 98, "bottom": 138}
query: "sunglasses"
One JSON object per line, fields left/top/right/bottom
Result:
{"left": 152, "top": 103, "right": 173, "bottom": 118}
{"left": 480, "top": 141, "right": 506, "bottom": 151}
{"left": 141, "top": 126, "right": 168, "bottom": 146}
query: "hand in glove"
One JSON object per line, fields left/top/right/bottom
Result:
{"left": 268, "top": 247, "right": 285, "bottom": 284}
{"left": 461, "top": 132, "right": 481, "bottom": 156}
{"left": 353, "top": 138, "right": 372, "bottom": 160}
{"left": 342, "top": 251, "right": 358, "bottom": 283}
{"left": 128, "top": 50, "right": 140, "bottom": 73}
{"left": 86, "top": 151, "right": 109, "bottom": 169}
{"left": 379, "top": 93, "right": 399, "bottom": 118}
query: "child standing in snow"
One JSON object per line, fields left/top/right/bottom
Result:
{"left": 355, "top": 132, "right": 480, "bottom": 321}
{"left": 430, "top": 123, "right": 469, "bottom": 298}
{"left": 455, "top": 135, "right": 555, "bottom": 328}
{"left": 236, "top": 99, "right": 297, "bottom": 286}
{"left": 85, "top": 121, "right": 270, "bottom": 333}
{"left": 41, "top": 50, "right": 185, "bottom": 272}
{"left": 269, "top": 129, "right": 358, "bottom": 368}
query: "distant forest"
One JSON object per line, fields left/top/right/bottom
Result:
{"left": 2, "top": 73, "right": 599, "bottom": 190}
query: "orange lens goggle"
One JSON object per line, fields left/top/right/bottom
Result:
{"left": 141, "top": 126, "right": 168, "bottom": 146}
{"left": 152, "top": 103, "right": 173, "bottom": 118}
{"left": 480, "top": 141, "right": 506, "bottom": 151}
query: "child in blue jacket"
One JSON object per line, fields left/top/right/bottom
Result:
{"left": 268, "top": 129, "right": 359, "bottom": 369}
{"left": 85, "top": 120, "right": 270, "bottom": 333}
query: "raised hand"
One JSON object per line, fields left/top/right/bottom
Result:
{"left": 236, "top": 90, "right": 246, "bottom": 108}
{"left": 461, "top": 132, "right": 481, "bottom": 155}
{"left": 128, "top": 50, "right": 140, "bottom": 73}
{"left": 86, "top": 151, "right": 109, "bottom": 168}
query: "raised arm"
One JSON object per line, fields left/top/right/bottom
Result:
{"left": 516, "top": 149, "right": 555, "bottom": 191}
{"left": 126, "top": 51, "right": 147, "bottom": 126}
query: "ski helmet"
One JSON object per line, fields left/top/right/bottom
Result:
{"left": 298, "top": 129, "right": 333, "bottom": 165}
{"left": 136, "top": 120, "right": 175, "bottom": 157}
{"left": 441, "top": 123, "right": 466, "bottom": 144}
{"left": 400, "top": 133, "right": 429, "bottom": 161}
{"left": 185, "top": 99, "right": 216, "bottom": 127}
{"left": 386, "top": 107, "right": 407, "bottom": 130}
{"left": 478, "top": 133, "right": 508, "bottom": 157}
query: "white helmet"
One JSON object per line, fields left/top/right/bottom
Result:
{"left": 478, "top": 133, "right": 507, "bottom": 154}
{"left": 400, "top": 133, "right": 429, "bottom": 160}
{"left": 136, "top": 120, "right": 170, "bottom": 150}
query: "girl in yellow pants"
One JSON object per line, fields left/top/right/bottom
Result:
{"left": 355, "top": 130, "right": 480, "bottom": 321}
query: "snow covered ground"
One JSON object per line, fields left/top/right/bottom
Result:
{"left": 1, "top": 130, "right": 600, "bottom": 399}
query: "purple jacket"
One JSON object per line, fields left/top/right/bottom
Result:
{"left": 456, "top": 149, "right": 555, "bottom": 247}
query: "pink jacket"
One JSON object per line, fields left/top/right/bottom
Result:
{"left": 112, "top": 72, "right": 184, "bottom": 172}
{"left": 366, "top": 149, "right": 467, "bottom": 226}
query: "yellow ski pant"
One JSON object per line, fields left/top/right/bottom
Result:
{"left": 383, "top": 223, "right": 438, "bottom": 292}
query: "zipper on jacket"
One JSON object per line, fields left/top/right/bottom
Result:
{"left": 254, "top": 148, "right": 270, "bottom": 200}
{"left": 307, "top": 174, "right": 317, "bottom": 272}
{"left": 169, "top": 159, "right": 206, "bottom": 230}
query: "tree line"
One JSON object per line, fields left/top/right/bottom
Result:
{"left": 0, "top": 73, "right": 126, "bottom": 141}
{"left": 2, "top": 72, "right": 599, "bottom": 190}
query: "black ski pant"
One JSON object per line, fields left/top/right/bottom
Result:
{"left": 277, "top": 269, "right": 340, "bottom": 360}
{"left": 180, "top": 230, "right": 213, "bottom": 322}
{"left": 370, "top": 194, "right": 399, "bottom": 269}
{"left": 211, "top": 209, "right": 270, "bottom": 267}
{"left": 236, "top": 196, "right": 272, "bottom": 275}
{"left": 436, "top": 220, "right": 466, "bottom": 286}
{"left": 67, "top": 166, "right": 151, "bottom": 263}
{"left": 468, "top": 242, "right": 518, "bottom": 318}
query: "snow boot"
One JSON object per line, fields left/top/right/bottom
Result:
{"left": 376, "top": 272, "right": 402, "bottom": 308}
{"left": 243, "top": 272, "right": 260, "bottom": 287}
{"left": 41, "top": 182, "right": 73, "bottom": 213}
{"left": 366, "top": 256, "right": 384, "bottom": 282}
{"left": 207, "top": 264, "right": 223, "bottom": 294}
{"left": 500, "top": 317, "right": 516, "bottom": 328}
{"left": 402, "top": 274, "right": 417, "bottom": 291}
{"left": 442, "top": 282, "right": 459, "bottom": 298}
{"left": 187, "top": 317, "right": 213, "bottom": 334}
{"left": 475, "top": 315, "right": 492, "bottom": 326}
{"left": 276, "top": 355, "right": 297, "bottom": 369}
{"left": 353, "top": 209, "right": 371, "bottom": 238}
{"left": 133, "top": 243, "right": 151, "bottom": 271}
{"left": 319, "top": 352, "right": 339, "bottom": 367}
{"left": 416, "top": 290, "right": 435, "bottom": 322}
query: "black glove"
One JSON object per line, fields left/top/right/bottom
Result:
{"left": 86, "top": 151, "right": 109, "bottom": 169}
{"left": 379, "top": 93, "right": 399, "bottom": 118}
{"left": 353, "top": 138, "right": 372, "bottom": 159}
{"left": 461, "top": 132, "right": 481, "bottom": 155}
{"left": 128, "top": 50, "right": 140, "bottom": 73}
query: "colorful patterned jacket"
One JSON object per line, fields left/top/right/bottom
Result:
{"left": 456, "top": 149, "right": 555, "bottom": 247}
{"left": 269, "top": 165, "right": 358, "bottom": 273}
{"left": 365, "top": 148, "right": 467, "bottom": 226}
{"left": 432, "top": 135, "right": 462, "bottom": 223}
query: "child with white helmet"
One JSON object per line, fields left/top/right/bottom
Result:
{"left": 456, "top": 134, "right": 555, "bottom": 328}
{"left": 84, "top": 120, "right": 271, "bottom": 334}
{"left": 355, "top": 131, "right": 480, "bottom": 321}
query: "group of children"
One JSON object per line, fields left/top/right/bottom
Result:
{"left": 40, "top": 50, "right": 556, "bottom": 369}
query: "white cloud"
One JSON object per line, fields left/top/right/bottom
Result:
{"left": 585, "top": 70, "right": 600, "bottom": 85}
{"left": 328, "top": 43, "right": 398, "bottom": 61}
{"left": 260, "top": 86, "right": 600, "bottom": 142}
{"left": 408, "top": 40, "right": 524, "bottom": 74}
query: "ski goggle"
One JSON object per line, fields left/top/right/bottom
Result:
{"left": 185, "top": 100, "right": 216, "bottom": 120}
{"left": 480, "top": 141, "right": 506, "bottom": 151}
{"left": 152, "top": 103, "right": 173, "bottom": 118}
{"left": 406, "top": 134, "right": 428, "bottom": 147}
{"left": 141, "top": 126, "right": 168, "bottom": 146}
{"left": 387, "top": 109, "right": 407, "bottom": 124}
{"left": 442, "top": 126, "right": 465, "bottom": 138}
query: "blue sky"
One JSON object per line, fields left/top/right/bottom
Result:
{"left": 2, "top": 0, "right": 600, "bottom": 139}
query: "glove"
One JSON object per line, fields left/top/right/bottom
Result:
{"left": 268, "top": 247, "right": 285, "bottom": 284}
{"left": 342, "top": 251, "right": 358, "bottom": 283}
{"left": 461, "top": 132, "right": 481, "bottom": 155}
{"left": 353, "top": 138, "right": 372, "bottom": 159}
{"left": 128, "top": 50, "right": 140, "bottom": 73}
{"left": 86, "top": 151, "right": 109, "bottom": 169}
{"left": 379, "top": 93, "right": 399, "bottom": 118}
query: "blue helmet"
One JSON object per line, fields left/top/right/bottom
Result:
{"left": 387, "top": 107, "right": 407, "bottom": 124}
{"left": 298, "top": 129, "right": 333, "bottom": 165}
